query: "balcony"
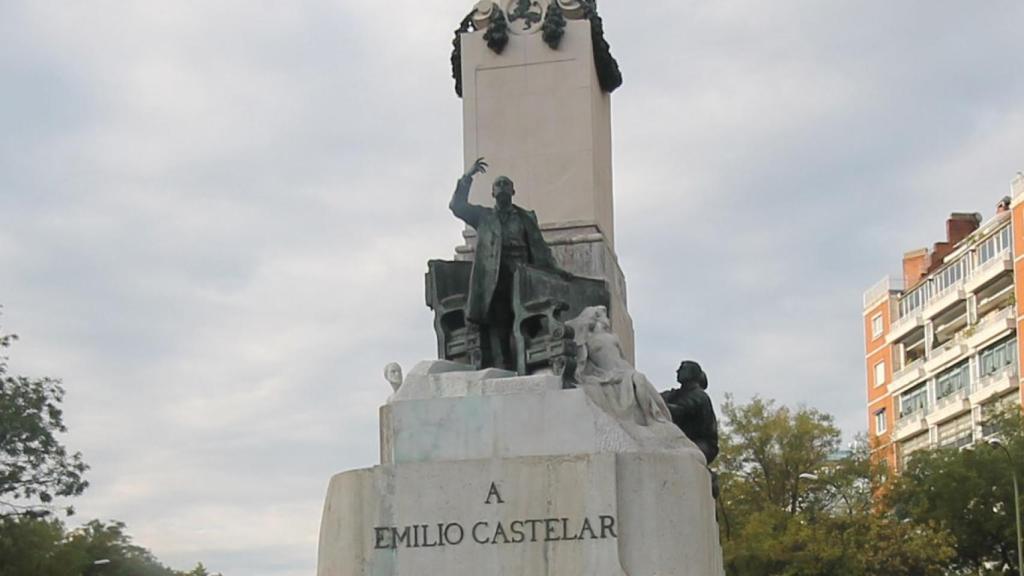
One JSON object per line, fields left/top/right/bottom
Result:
{"left": 889, "top": 311, "right": 925, "bottom": 343}
{"left": 927, "top": 389, "right": 970, "bottom": 426}
{"left": 968, "top": 307, "right": 1016, "bottom": 351}
{"left": 967, "top": 250, "right": 1012, "bottom": 293}
{"left": 892, "top": 412, "right": 930, "bottom": 442}
{"left": 864, "top": 276, "right": 904, "bottom": 310}
{"left": 924, "top": 335, "right": 969, "bottom": 374}
{"left": 890, "top": 359, "right": 927, "bottom": 395}
{"left": 969, "top": 365, "right": 1020, "bottom": 405}
{"left": 923, "top": 282, "right": 967, "bottom": 320}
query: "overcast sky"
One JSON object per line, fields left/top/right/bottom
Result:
{"left": 2, "top": 1, "right": 1023, "bottom": 574}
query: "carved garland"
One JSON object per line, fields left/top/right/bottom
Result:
{"left": 450, "top": 0, "right": 621, "bottom": 98}
{"left": 541, "top": 2, "right": 566, "bottom": 49}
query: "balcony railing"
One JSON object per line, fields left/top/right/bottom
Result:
{"left": 896, "top": 408, "right": 930, "bottom": 427}
{"left": 975, "top": 246, "right": 1012, "bottom": 275}
{"left": 890, "top": 310, "right": 924, "bottom": 339}
{"left": 976, "top": 305, "right": 1016, "bottom": 330}
{"left": 864, "top": 276, "right": 904, "bottom": 309}
{"left": 935, "top": 387, "right": 969, "bottom": 410}
{"left": 890, "top": 224, "right": 1013, "bottom": 322}
{"left": 893, "top": 358, "right": 925, "bottom": 380}
{"left": 975, "top": 364, "right": 1020, "bottom": 392}
{"left": 930, "top": 279, "right": 966, "bottom": 303}
{"left": 930, "top": 331, "right": 968, "bottom": 357}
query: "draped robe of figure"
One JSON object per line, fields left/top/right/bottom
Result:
{"left": 568, "top": 306, "right": 673, "bottom": 428}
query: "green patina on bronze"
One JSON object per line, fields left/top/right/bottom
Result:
{"left": 483, "top": 10, "right": 510, "bottom": 54}
{"left": 542, "top": 2, "right": 566, "bottom": 49}
{"left": 508, "top": 0, "right": 543, "bottom": 31}
{"left": 450, "top": 0, "right": 622, "bottom": 97}
{"left": 448, "top": 160, "right": 557, "bottom": 325}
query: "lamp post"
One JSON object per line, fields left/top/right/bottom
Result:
{"left": 988, "top": 438, "right": 1024, "bottom": 576}
{"left": 798, "top": 472, "right": 852, "bottom": 515}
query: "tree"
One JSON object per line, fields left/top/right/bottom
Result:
{"left": 0, "top": 324, "right": 88, "bottom": 518}
{"left": 718, "top": 396, "right": 954, "bottom": 576}
{"left": 0, "top": 517, "right": 219, "bottom": 576}
{"left": 63, "top": 520, "right": 180, "bottom": 576}
{"left": 181, "top": 563, "right": 221, "bottom": 576}
{"left": 718, "top": 395, "right": 842, "bottom": 517}
{"left": 0, "top": 515, "right": 65, "bottom": 576}
{"left": 885, "top": 407, "right": 1024, "bottom": 574}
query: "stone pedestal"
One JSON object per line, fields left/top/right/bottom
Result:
{"left": 455, "top": 18, "right": 634, "bottom": 362}
{"left": 317, "top": 363, "right": 725, "bottom": 576}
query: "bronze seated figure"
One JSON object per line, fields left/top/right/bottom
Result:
{"left": 425, "top": 260, "right": 609, "bottom": 377}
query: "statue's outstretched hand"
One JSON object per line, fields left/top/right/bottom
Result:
{"left": 464, "top": 157, "right": 488, "bottom": 179}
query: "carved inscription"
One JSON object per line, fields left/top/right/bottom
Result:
{"left": 485, "top": 482, "right": 505, "bottom": 504}
{"left": 372, "top": 482, "right": 617, "bottom": 551}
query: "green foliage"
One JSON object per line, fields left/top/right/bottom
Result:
{"left": 181, "top": 564, "right": 218, "bottom": 576}
{"left": 886, "top": 406, "right": 1024, "bottom": 573}
{"left": 719, "top": 396, "right": 955, "bottom": 576}
{"left": 0, "top": 517, "right": 220, "bottom": 576}
{"left": 0, "top": 515, "right": 66, "bottom": 576}
{"left": 718, "top": 395, "right": 842, "bottom": 516}
{"left": 0, "top": 323, "right": 88, "bottom": 518}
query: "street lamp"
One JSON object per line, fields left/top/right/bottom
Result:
{"left": 988, "top": 437, "right": 1024, "bottom": 576}
{"left": 798, "top": 473, "right": 852, "bottom": 515}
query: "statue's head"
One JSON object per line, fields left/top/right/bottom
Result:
{"left": 384, "top": 362, "right": 403, "bottom": 392}
{"left": 591, "top": 305, "right": 611, "bottom": 332}
{"left": 492, "top": 176, "right": 515, "bottom": 209}
{"left": 677, "top": 360, "right": 707, "bottom": 389}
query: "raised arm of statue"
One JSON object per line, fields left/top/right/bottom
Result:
{"left": 449, "top": 157, "right": 489, "bottom": 229}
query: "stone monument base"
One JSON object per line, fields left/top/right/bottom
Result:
{"left": 317, "top": 363, "right": 725, "bottom": 576}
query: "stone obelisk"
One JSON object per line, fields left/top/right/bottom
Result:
{"left": 454, "top": 0, "right": 634, "bottom": 361}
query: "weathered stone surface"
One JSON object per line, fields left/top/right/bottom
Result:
{"left": 331, "top": 369, "right": 724, "bottom": 575}
{"left": 460, "top": 20, "right": 614, "bottom": 247}
{"left": 383, "top": 366, "right": 701, "bottom": 464}
{"left": 393, "top": 360, "right": 516, "bottom": 402}
{"left": 318, "top": 452, "right": 724, "bottom": 576}
{"left": 383, "top": 382, "right": 635, "bottom": 465}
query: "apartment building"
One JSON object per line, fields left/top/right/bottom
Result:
{"left": 863, "top": 174, "right": 1024, "bottom": 471}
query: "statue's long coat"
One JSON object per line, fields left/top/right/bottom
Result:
{"left": 449, "top": 177, "right": 557, "bottom": 323}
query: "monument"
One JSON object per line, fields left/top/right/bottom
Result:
{"left": 317, "top": 2, "right": 725, "bottom": 574}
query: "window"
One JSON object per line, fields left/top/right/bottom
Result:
{"left": 935, "top": 360, "right": 970, "bottom": 399}
{"left": 978, "top": 225, "right": 1012, "bottom": 265}
{"left": 980, "top": 337, "right": 1018, "bottom": 377}
{"left": 937, "top": 413, "right": 973, "bottom": 448}
{"left": 871, "top": 314, "right": 884, "bottom": 339}
{"left": 899, "top": 283, "right": 931, "bottom": 319}
{"left": 980, "top": 391, "right": 1020, "bottom": 420}
{"left": 899, "top": 384, "right": 928, "bottom": 418}
{"left": 933, "top": 257, "right": 967, "bottom": 295}
{"left": 900, "top": 432, "right": 931, "bottom": 468}
{"left": 874, "top": 409, "right": 887, "bottom": 434}
{"left": 874, "top": 360, "right": 886, "bottom": 387}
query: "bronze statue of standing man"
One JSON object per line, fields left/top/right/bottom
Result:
{"left": 449, "top": 157, "right": 562, "bottom": 370}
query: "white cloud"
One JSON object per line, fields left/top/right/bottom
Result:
{"left": 1, "top": 0, "right": 1023, "bottom": 574}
